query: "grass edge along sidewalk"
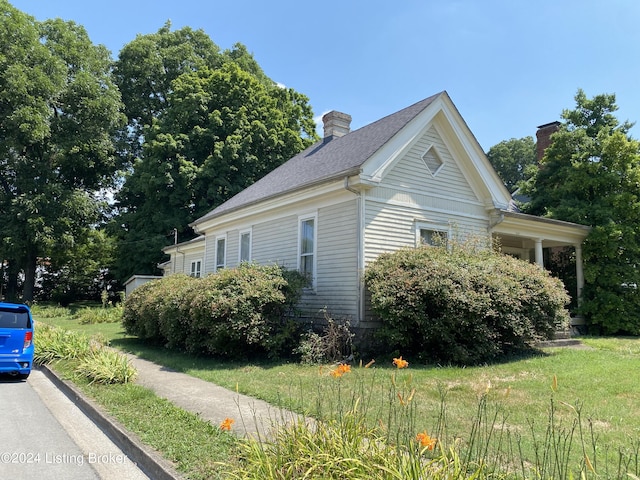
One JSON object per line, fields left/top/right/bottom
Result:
{"left": 38, "top": 363, "right": 182, "bottom": 480}
{"left": 32, "top": 314, "right": 638, "bottom": 478}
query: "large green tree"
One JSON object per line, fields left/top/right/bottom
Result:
{"left": 0, "top": 1, "right": 125, "bottom": 301}
{"left": 111, "top": 26, "right": 318, "bottom": 280}
{"left": 523, "top": 89, "right": 640, "bottom": 334}
{"left": 113, "top": 23, "right": 272, "bottom": 163}
{"left": 486, "top": 136, "right": 537, "bottom": 193}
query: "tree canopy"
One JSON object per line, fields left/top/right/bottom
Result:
{"left": 523, "top": 89, "right": 640, "bottom": 334}
{"left": 486, "top": 136, "right": 537, "bottom": 193}
{"left": 0, "top": 1, "right": 125, "bottom": 301}
{"left": 110, "top": 25, "right": 318, "bottom": 281}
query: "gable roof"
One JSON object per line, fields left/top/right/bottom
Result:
{"left": 192, "top": 92, "right": 444, "bottom": 226}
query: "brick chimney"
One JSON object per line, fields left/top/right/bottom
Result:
{"left": 322, "top": 111, "right": 351, "bottom": 142}
{"left": 536, "top": 121, "right": 560, "bottom": 161}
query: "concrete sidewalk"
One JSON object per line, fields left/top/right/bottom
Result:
{"left": 43, "top": 354, "right": 308, "bottom": 480}
{"left": 126, "top": 354, "right": 305, "bottom": 439}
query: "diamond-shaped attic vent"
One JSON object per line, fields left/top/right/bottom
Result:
{"left": 421, "top": 146, "right": 444, "bottom": 175}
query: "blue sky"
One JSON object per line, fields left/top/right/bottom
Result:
{"left": 10, "top": 0, "right": 640, "bottom": 151}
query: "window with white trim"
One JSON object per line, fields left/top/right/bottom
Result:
{"left": 239, "top": 230, "right": 251, "bottom": 263}
{"left": 215, "top": 236, "right": 226, "bottom": 271}
{"left": 298, "top": 215, "right": 317, "bottom": 287}
{"left": 421, "top": 144, "right": 444, "bottom": 176}
{"left": 416, "top": 222, "right": 450, "bottom": 247}
{"left": 190, "top": 260, "right": 202, "bottom": 278}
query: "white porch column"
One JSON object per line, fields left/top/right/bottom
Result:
{"left": 534, "top": 239, "right": 544, "bottom": 267}
{"left": 575, "top": 244, "right": 584, "bottom": 305}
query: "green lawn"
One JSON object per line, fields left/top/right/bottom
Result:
{"left": 33, "top": 305, "right": 640, "bottom": 478}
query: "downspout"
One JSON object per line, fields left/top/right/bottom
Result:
{"left": 172, "top": 228, "right": 185, "bottom": 274}
{"left": 488, "top": 212, "right": 504, "bottom": 249}
{"left": 177, "top": 246, "right": 185, "bottom": 274}
{"left": 191, "top": 223, "right": 208, "bottom": 275}
{"left": 344, "top": 176, "right": 365, "bottom": 324}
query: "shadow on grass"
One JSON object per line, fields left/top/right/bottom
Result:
{"left": 111, "top": 335, "right": 550, "bottom": 377}
{"left": 110, "top": 336, "right": 290, "bottom": 373}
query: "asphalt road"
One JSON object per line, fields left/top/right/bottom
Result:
{"left": 0, "top": 370, "right": 149, "bottom": 480}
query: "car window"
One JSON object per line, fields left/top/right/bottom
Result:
{"left": 0, "top": 310, "right": 31, "bottom": 328}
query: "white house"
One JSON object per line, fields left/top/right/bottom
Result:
{"left": 161, "top": 91, "right": 590, "bottom": 329}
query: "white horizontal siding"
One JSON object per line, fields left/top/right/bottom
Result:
{"left": 367, "top": 186, "right": 487, "bottom": 219}
{"left": 198, "top": 200, "right": 360, "bottom": 322}
{"left": 203, "top": 235, "right": 217, "bottom": 274}
{"left": 299, "top": 200, "right": 359, "bottom": 321}
{"left": 226, "top": 230, "right": 239, "bottom": 269}
{"left": 384, "top": 125, "right": 479, "bottom": 202}
{"left": 183, "top": 252, "right": 203, "bottom": 276}
{"left": 363, "top": 123, "right": 491, "bottom": 266}
{"left": 252, "top": 215, "right": 298, "bottom": 270}
{"left": 364, "top": 198, "right": 489, "bottom": 265}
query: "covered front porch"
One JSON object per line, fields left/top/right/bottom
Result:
{"left": 490, "top": 211, "right": 591, "bottom": 323}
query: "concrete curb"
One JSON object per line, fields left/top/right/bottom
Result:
{"left": 38, "top": 365, "right": 182, "bottom": 480}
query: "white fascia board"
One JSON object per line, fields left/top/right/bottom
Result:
{"left": 493, "top": 212, "right": 591, "bottom": 244}
{"left": 194, "top": 179, "right": 354, "bottom": 234}
{"left": 436, "top": 96, "right": 513, "bottom": 210}
{"left": 358, "top": 94, "right": 512, "bottom": 211}
{"left": 360, "top": 96, "right": 444, "bottom": 184}
{"left": 162, "top": 236, "right": 205, "bottom": 254}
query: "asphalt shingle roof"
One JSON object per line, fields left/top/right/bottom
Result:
{"left": 194, "top": 92, "right": 443, "bottom": 224}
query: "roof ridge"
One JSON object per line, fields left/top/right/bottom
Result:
{"left": 192, "top": 92, "right": 445, "bottom": 225}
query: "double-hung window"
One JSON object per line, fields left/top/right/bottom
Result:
{"left": 416, "top": 222, "right": 450, "bottom": 248}
{"left": 298, "top": 214, "right": 317, "bottom": 288}
{"left": 190, "top": 260, "right": 202, "bottom": 278}
{"left": 239, "top": 230, "right": 251, "bottom": 263}
{"left": 215, "top": 236, "right": 226, "bottom": 271}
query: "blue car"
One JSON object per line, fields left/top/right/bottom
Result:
{"left": 0, "top": 302, "right": 34, "bottom": 380}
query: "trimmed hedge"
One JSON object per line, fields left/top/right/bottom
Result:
{"left": 365, "top": 244, "right": 571, "bottom": 365}
{"left": 122, "top": 264, "right": 306, "bottom": 358}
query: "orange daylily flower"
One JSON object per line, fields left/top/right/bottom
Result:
{"left": 393, "top": 356, "right": 409, "bottom": 369}
{"left": 330, "top": 363, "right": 351, "bottom": 378}
{"left": 416, "top": 431, "right": 437, "bottom": 450}
{"left": 220, "top": 418, "right": 235, "bottom": 431}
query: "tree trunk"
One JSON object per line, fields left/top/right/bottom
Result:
{"left": 5, "top": 260, "right": 19, "bottom": 302}
{"left": 23, "top": 250, "right": 37, "bottom": 304}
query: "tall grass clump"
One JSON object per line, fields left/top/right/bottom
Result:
{"left": 34, "top": 323, "right": 136, "bottom": 385}
{"left": 229, "top": 405, "right": 479, "bottom": 480}
{"left": 226, "top": 361, "right": 491, "bottom": 479}
{"left": 34, "top": 322, "right": 94, "bottom": 364}
{"left": 30, "top": 304, "right": 72, "bottom": 319}
{"left": 76, "top": 349, "right": 137, "bottom": 385}
{"left": 224, "top": 358, "right": 640, "bottom": 480}
{"left": 365, "top": 241, "right": 571, "bottom": 365}
{"left": 74, "top": 305, "right": 124, "bottom": 324}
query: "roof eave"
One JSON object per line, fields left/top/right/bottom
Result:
{"left": 191, "top": 167, "right": 363, "bottom": 229}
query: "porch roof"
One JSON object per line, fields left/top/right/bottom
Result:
{"left": 492, "top": 211, "right": 591, "bottom": 248}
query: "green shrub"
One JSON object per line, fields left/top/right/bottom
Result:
{"left": 365, "top": 243, "right": 570, "bottom": 365}
{"left": 122, "top": 274, "right": 194, "bottom": 342}
{"left": 122, "top": 264, "right": 306, "bottom": 358}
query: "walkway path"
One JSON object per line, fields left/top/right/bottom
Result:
{"left": 126, "top": 355, "right": 305, "bottom": 439}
